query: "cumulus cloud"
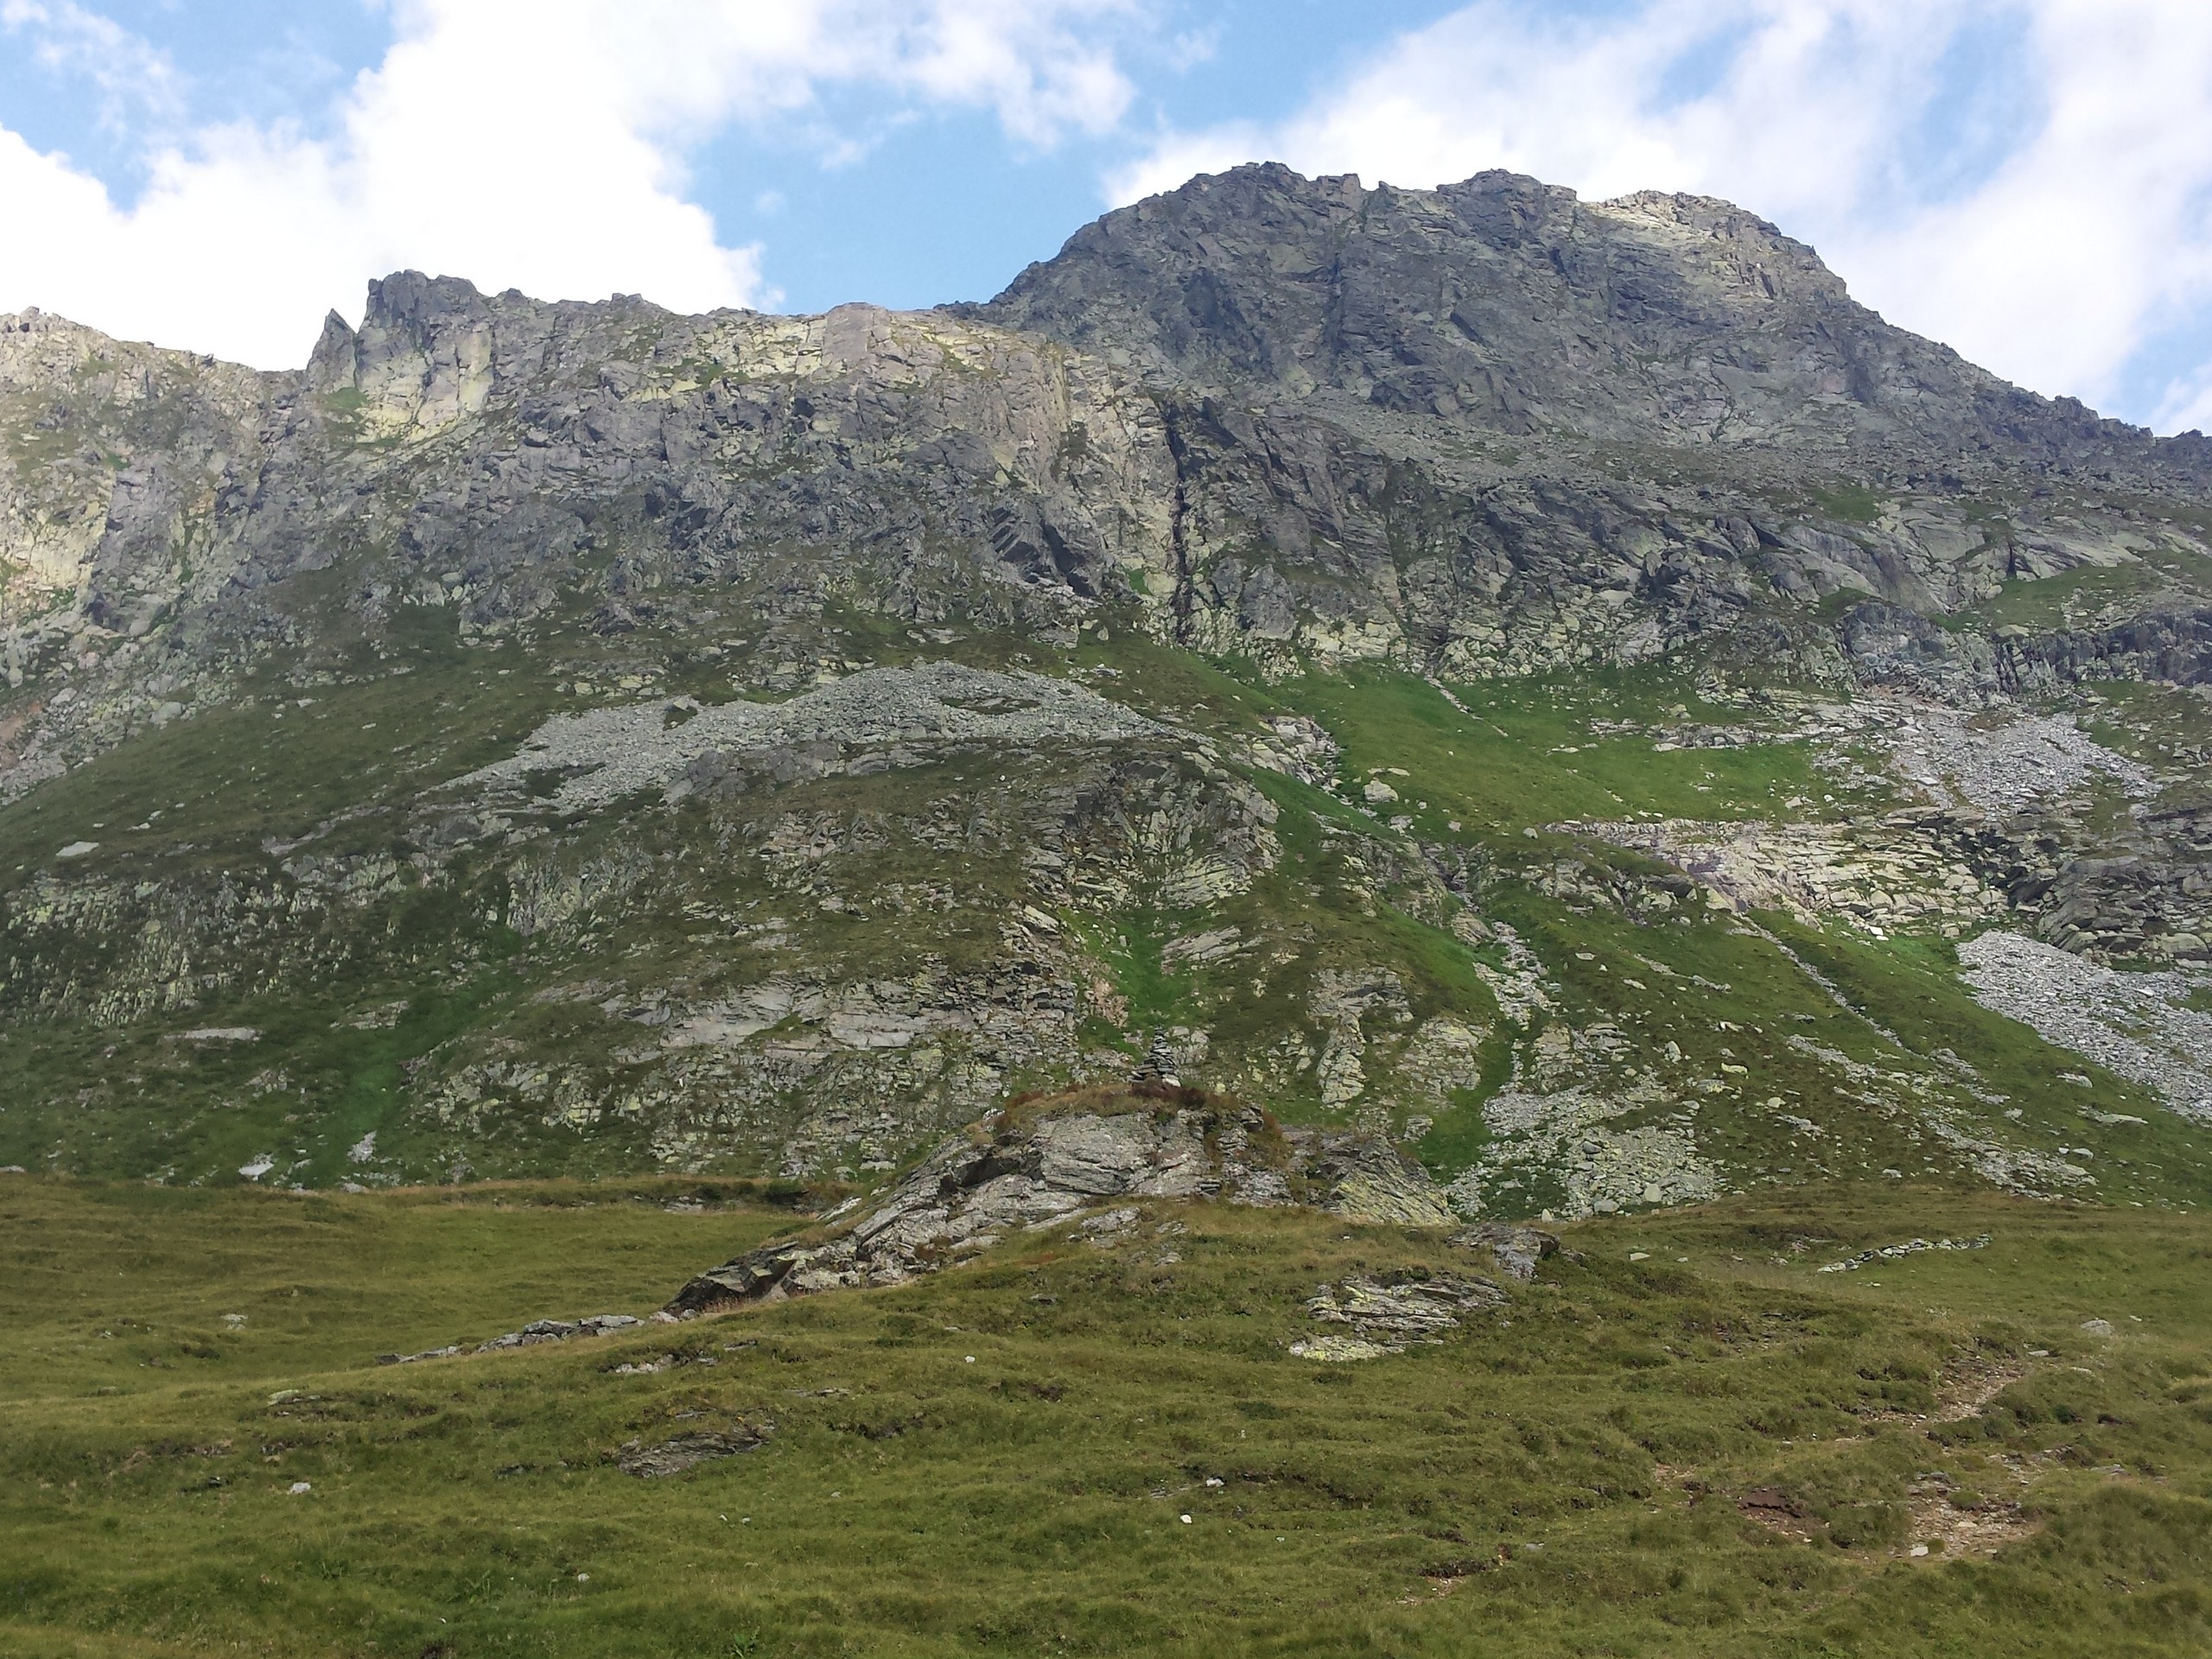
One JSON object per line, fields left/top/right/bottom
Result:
{"left": 1108, "top": 0, "right": 2212, "bottom": 432}
{"left": 0, "top": 0, "right": 1146, "bottom": 369}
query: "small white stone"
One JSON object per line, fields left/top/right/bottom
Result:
{"left": 288, "top": 1482, "right": 312, "bottom": 1496}
{"left": 1909, "top": 1544, "right": 1929, "bottom": 1557}
{"left": 1179, "top": 1514, "right": 1192, "bottom": 1524}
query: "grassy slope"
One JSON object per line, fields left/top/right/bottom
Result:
{"left": 1467, "top": 889, "right": 2212, "bottom": 1208}
{"left": 0, "top": 631, "right": 558, "bottom": 1185}
{"left": 1287, "top": 664, "right": 1841, "bottom": 844}
{"left": 2, "top": 1179, "right": 2209, "bottom": 1657}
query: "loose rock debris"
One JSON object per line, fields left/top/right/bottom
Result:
{"left": 454, "top": 661, "right": 1169, "bottom": 813}
{"left": 378, "top": 1313, "right": 642, "bottom": 1366}
{"left": 1958, "top": 930, "right": 2212, "bottom": 1121}
{"left": 1905, "top": 1471, "right": 2040, "bottom": 1558}
{"left": 614, "top": 1423, "right": 770, "bottom": 1478}
{"left": 1816, "top": 1234, "right": 1990, "bottom": 1273}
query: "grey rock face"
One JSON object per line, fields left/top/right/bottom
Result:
{"left": 2, "top": 285, "right": 1186, "bottom": 798}
{"left": 1292, "top": 1272, "right": 1506, "bottom": 1360}
{"left": 981, "top": 162, "right": 2204, "bottom": 475}
{"left": 6, "top": 161, "right": 2212, "bottom": 1209}
{"left": 2032, "top": 801, "right": 2212, "bottom": 963}
{"left": 1450, "top": 1222, "right": 1561, "bottom": 1282}
{"left": 667, "top": 1088, "right": 1456, "bottom": 1313}
{"left": 8, "top": 164, "right": 2212, "bottom": 813}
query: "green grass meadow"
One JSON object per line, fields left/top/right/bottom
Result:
{"left": 3, "top": 1177, "right": 2209, "bottom": 1657}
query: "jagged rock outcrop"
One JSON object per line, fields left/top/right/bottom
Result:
{"left": 667, "top": 1085, "right": 1456, "bottom": 1312}
{"left": 1280, "top": 1224, "right": 1562, "bottom": 1361}
{"left": 1451, "top": 1221, "right": 1561, "bottom": 1282}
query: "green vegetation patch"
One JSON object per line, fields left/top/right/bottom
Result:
{"left": 2, "top": 1180, "right": 2211, "bottom": 1656}
{"left": 1281, "top": 666, "right": 1827, "bottom": 845}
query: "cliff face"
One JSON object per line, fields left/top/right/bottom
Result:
{"left": 3, "top": 165, "right": 2211, "bottom": 1208}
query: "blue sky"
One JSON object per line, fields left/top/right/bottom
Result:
{"left": 3, "top": 1, "right": 2210, "bottom": 433}
{"left": 693, "top": 2, "right": 1464, "bottom": 312}
{"left": 0, "top": 2, "right": 1465, "bottom": 315}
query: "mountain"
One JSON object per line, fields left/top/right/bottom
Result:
{"left": 3, "top": 162, "right": 2211, "bottom": 1216}
{"left": 979, "top": 163, "right": 2195, "bottom": 473}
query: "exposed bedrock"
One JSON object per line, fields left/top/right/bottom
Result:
{"left": 668, "top": 1086, "right": 1456, "bottom": 1313}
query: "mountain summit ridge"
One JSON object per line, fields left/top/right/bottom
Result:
{"left": 978, "top": 162, "right": 2198, "bottom": 476}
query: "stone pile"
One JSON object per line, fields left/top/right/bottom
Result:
{"left": 1877, "top": 706, "right": 2154, "bottom": 816}
{"left": 1815, "top": 1234, "right": 1990, "bottom": 1274}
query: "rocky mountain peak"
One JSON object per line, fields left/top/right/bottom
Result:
{"left": 305, "top": 271, "right": 692, "bottom": 431}
{"left": 978, "top": 162, "right": 2186, "bottom": 478}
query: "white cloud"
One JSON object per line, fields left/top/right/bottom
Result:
{"left": 1, "top": 0, "right": 182, "bottom": 133}
{"left": 16, "top": 0, "right": 2207, "bottom": 421}
{"left": 0, "top": 0, "right": 1147, "bottom": 369}
{"left": 1107, "top": 0, "right": 2212, "bottom": 432}
{"left": 2157, "top": 366, "right": 2212, "bottom": 439}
